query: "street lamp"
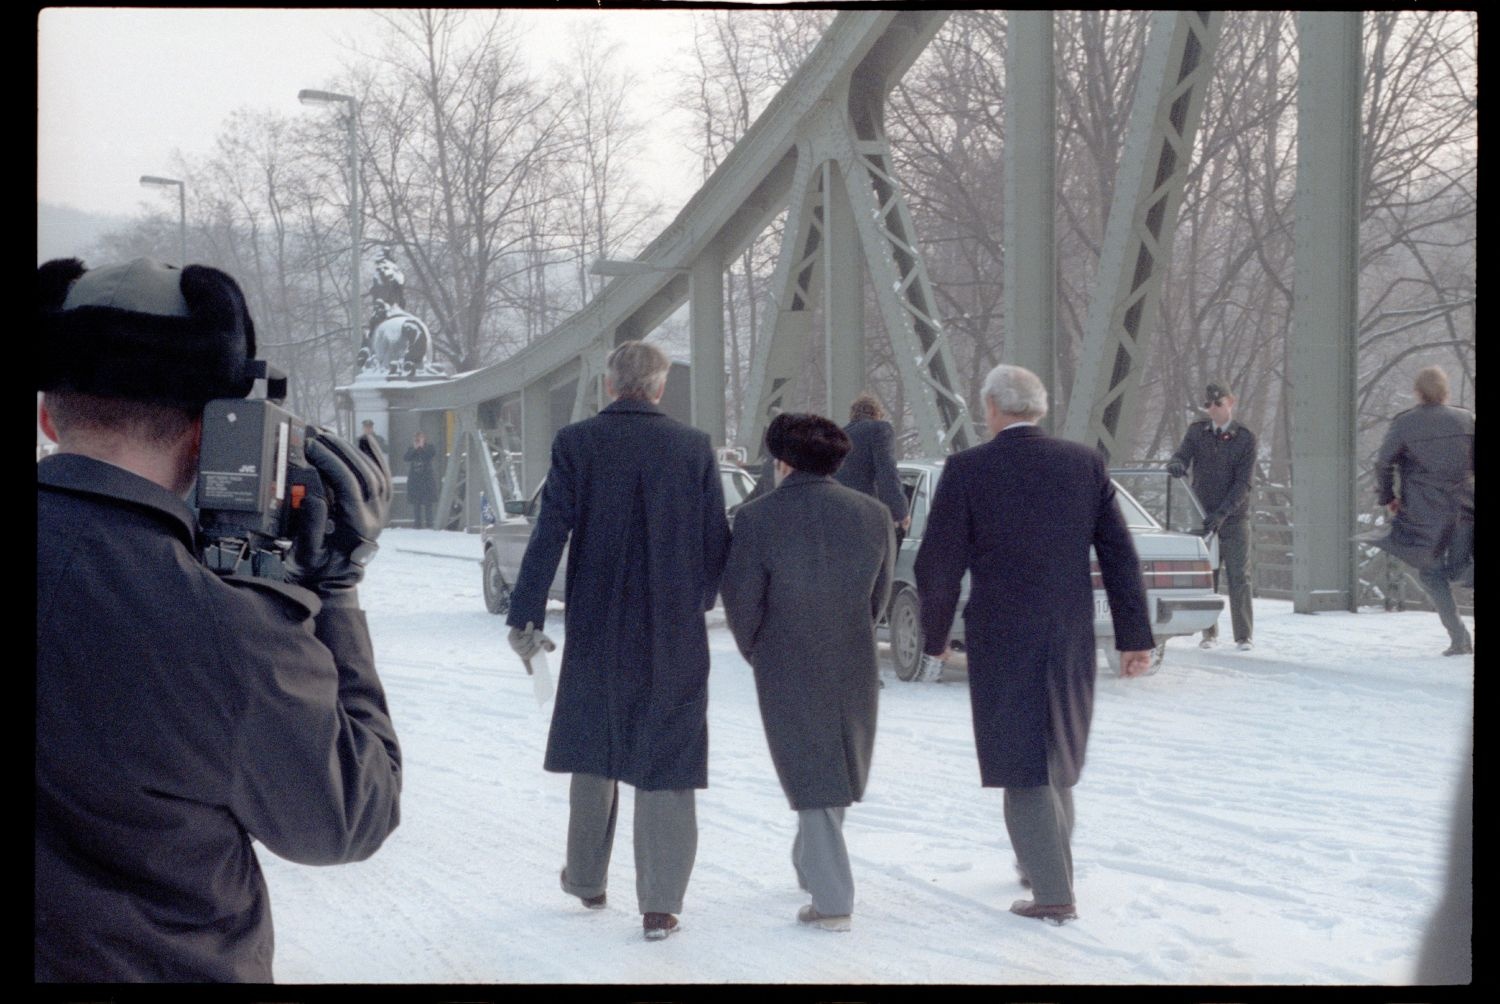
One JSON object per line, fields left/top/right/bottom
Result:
{"left": 298, "top": 88, "right": 362, "bottom": 355}
{"left": 139, "top": 175, "right": 186, "bottom": 265}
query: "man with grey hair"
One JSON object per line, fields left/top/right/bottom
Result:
{"left": 915, "top": 363, "right": 1153, "bottom": 924}
{"left": 1369, "top": 365, "right": 1474, "bottom": 656}
{"left": 507, "top": 339, "right": 730, "bottom": 941}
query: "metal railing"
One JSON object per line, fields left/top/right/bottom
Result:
{"left": 1128, "top": 460, "right": 1472, "bottom": 616}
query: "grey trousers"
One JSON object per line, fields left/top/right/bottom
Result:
{"left": 791, "top": 807, "right": 854, "bottom": 916}
{"left": 560, "top": 772, "right": 698, "bottom": 915}
{"left": 1204, "top": 517, "right": 1253, "bottom": 643}
{"left": 1003, "top": 747, "right": 1077, "bottom": 906}
{"left": 1417, "top": 518, "right": 1473, "bottom": 649}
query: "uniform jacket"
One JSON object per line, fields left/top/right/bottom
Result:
{"left": 1169, "top": 419, "right": 1257, "bottom": 525}
{"left": 1372, "top": 403, "right": 1475, "bottom": 571}
{"left": 834, "top": 418, "right": 909, "bottom": 524}
{"left": 913, "top": 426, "right": 1152, "bottom": 788}
{"left": 36, "top": 454, "right": 402, "bottom": 982}
{"left": 507, "top": 398, "right": 730, "bottom": 791}
{"left": 720, "top": 472, "right": 894, "bottom": 810}
{"left": 403, "top": 442, "right": 439, "bottom": 504}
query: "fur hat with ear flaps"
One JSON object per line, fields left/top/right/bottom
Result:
{"left": 38, "top": 257, "right": 258, "bottom": 406}
{"left": 766, "top": 412, "right": 852, "bottom": 477}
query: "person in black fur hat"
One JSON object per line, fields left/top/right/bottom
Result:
{"left": 36, "top": 258, "right": 404, "bottom": 982}
{"left": 720, "top": 412, "right": 894, "bottom": 932}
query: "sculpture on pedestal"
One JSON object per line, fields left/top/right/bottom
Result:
{"left": 359, "top": 247, "right": 438, "bottom": 377}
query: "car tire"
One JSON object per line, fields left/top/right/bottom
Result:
{"left": 889, "top": 587, "right": 925, "bottom": 682}
{"left": 1102, "top": 638, "right": 1165, "bottom": 676}
{"left": 482, "top": 548, "right": 511, "bottom": 616}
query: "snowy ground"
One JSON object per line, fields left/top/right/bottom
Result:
{"left": 260, "top": 528, "right": 1473, "bottom": 987}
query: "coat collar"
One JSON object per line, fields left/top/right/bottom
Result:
{"left": 994, "top": 423, "right": 1047, "bottom": 442}
{"left": 602, "top": 397, "right": 665, "bottom": 417}
{"left": 38, "top": 452, "right": 199, "bottom": 549}
{"left": 777, "top": 469, "right": 834, "bottom": 490}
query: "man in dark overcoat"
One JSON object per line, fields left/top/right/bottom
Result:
{"left": 720, "top": 413, "right": 894, "bottom": 932}
{"left": 1166, "top": 381, "right": 1258, "bottom": 650}
{"left": 914, "top": 364, "right": 1153, "bottom": 924}
{"left": 506, "top": 340, "right": 730, "bottom": 942}
{"left": 1369, "top": 365, "right": 1475, "bottom": 655}
{"left": 834, "top": 392, "right": 910, "bottom": 544}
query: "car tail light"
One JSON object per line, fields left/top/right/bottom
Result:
{"left": 1091, "top": 559, "right": 1213, "bottom": 589}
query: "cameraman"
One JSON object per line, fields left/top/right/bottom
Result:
{"left": 36, "top": 258, "right": 402, "bottom": 982}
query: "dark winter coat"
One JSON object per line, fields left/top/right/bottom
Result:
{"left": 404, "top": 442, "right": 438, "bottom": 504}
{"left": 913, "top": 425, "right": 1152, "bottom": 789}
{"left": 834, "top": 418, "right": 909, "bottom": 524}
{"left": 1371, "top": 403, "right": 1475, "bottom": 571}
{"left": 506, "top": 398, "right": 730, "bottom": 791}
{"left": 36, "top": 454, "right": 402, "bottom": 982}
{"left": 720, "top": 472, "right": 894, "bottom": 810}
{"left": 1168, "top": 419, "right": 1257, "bottom": 526}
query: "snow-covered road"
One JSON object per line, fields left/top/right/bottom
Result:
{"left": 260, "top": 529, "right": 1472, "bottom": 986}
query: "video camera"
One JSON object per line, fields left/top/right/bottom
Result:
{"left": 196, "top": 361, "right": 323, "bottom": 580}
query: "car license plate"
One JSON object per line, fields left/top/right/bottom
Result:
{"left": 1094, "top": 596, "right": 1110, "bottom": 618}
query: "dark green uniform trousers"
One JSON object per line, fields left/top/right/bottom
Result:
{"left": 1204, "top": 517, "right": 1253, "bottom": 644}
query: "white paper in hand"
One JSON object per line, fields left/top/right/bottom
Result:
{"left": 531, "top": 649, "right": 555, "bottom": 706}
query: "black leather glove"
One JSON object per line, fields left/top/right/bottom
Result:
{"left": 1200, "top": 513, "right": 1224, "bottom": 537}
{"left": 1167, "top": 460, "right": 1187, "bottom": 478}
{"left": 288, "top": 429, "right": 392, "bottom": 606}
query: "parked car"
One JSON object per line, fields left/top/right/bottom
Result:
{"left": 482, "top": 462, "right": 759, "bottom": 616}
{"left": 881, "top": 461, "right": 1225, "bottom": 680}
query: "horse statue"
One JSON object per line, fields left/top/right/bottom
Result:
{"left": 360, "top": 301, "right": 434, "bottom": 377}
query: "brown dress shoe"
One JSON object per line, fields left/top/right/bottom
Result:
{"left": 797, "top": 904, "right": 852, "bottom": 932}
{"left": 560, "top": 868, "right": 606, "bottom": 909}
{"left": 1010, "top": 899, "right": 1078, "bottom": 924}
{"left": 643, "top": 912, "right": 679, "bottom": 941}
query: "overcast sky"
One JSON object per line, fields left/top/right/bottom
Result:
{"left": 37, "top": 7, "right": 705, "bottom": 220}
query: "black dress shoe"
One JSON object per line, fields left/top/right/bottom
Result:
{"left": 1444, "top": 640, "right": 1473, "bottom": 656}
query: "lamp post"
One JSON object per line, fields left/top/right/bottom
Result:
{"left": 139, "top": 175, "right": 186, "bottom": 265}
{"left": 298, "top": 88, "right": 362, "bottom": 356}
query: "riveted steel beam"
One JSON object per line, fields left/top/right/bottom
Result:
{"left": 1061, "top": 11, "right": 1224, "bottom": 460}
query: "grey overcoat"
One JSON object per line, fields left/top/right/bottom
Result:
{"left": 720, "top": 471, "right": 895, "bottom": 810}
{"left": 1371, "top": 403, "right": 1475, "bottom": 571}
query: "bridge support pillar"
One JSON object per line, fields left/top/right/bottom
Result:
{"left": 1291, "top": 12, "right": 1361, "bottom": 613}
{"left": 690, "top": 250, "right": 726, "bottom": 445}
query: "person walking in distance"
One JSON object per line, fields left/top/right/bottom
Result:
{"left": 1368, "top": 365, "right": 1474, "bottom": 656}
{"left": 1167, "top": 381, "right": 1258, "bottom": 651}
{"left": 833, "top": 392, "right": 911, "bottom": 546}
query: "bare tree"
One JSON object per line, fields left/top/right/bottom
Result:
{"left": 357, "top": 10, "right": 573, "bottom": 372}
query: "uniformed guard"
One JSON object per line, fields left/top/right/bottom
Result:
{"left": 1167, "top": 381, "right": 1258, "bottom": 650}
